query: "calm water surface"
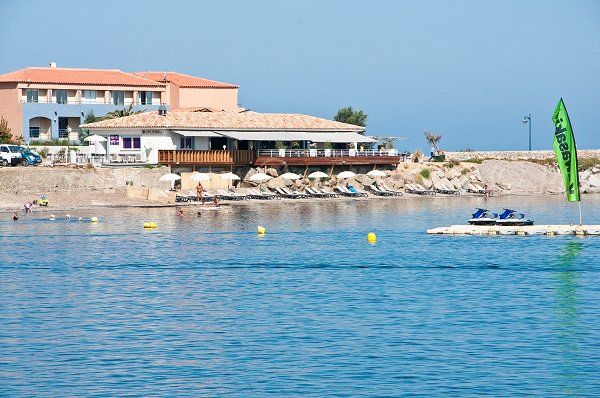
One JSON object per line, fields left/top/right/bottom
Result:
{"left": 1, "top": 195, "right": 599, "bottom": 397}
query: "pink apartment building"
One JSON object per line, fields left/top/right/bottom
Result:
{"left": 0, "top": 63, "right": 239, "bottom": 143}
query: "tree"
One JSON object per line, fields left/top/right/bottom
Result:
{"left": 101, "top": 103, "right": 145, "bottom": 120}
{"left": 0, "top": 116, "right": 18, "bottom": 144}
{"left": 80, "top": 110, "right": 102, "bottom": 142}
{"left": 334, "top": 106, "right": 367, "bottom": 130}
{"left": 424, "top": 131, "right": 442, "bottom": 153}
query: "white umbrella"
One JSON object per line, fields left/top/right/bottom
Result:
{"left": 337, "top": 171, "right": 356, "bottom": 179}
{"left": 248, "top": 173, "right": 272, "bottom": 182}
{"left": 84, "top": 134, "right": 107, "bottom": 142}
{"left": 367, "top": 170, "right": 387, "bottom": 178}
{"left": 308, "top": 171, "right": 329, "bottom": 179}
{"left": 190, "top": 173, "right": 211, "bottom": 181}
{"left": 220, "top": 172, "right": 240, "bottom": 180}
{"left": 280, "top": 172, "right": 301, "bottom": 180}
{"left": 84, "top": 134, "right": 107, "bottom": 156}
{"left": 159, "top": 173, "right": 181, "bottom": 190}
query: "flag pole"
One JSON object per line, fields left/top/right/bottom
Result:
{"left": 578, "top": 201, "right": 582, "bottom": 225}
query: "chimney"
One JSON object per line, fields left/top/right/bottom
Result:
{"left": 49, "top": 62, "right": 57, "bottom": 68}
{"left": 158, "top": 103, "right": 167, "bottom": 116}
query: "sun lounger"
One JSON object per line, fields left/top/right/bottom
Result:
{"left": 434, "top": 183, "right": 461, "bottom": 195}
{"left": 228, "top": 188, "right": 250, "bottom": 200}
{"left": 336, "top": 185, "right": 368, "bottom": 197}
{"left": 367, "top": 185, "right": 394, "bottom": 196}
{"left": 246, "top": 188, "right": 272, "bottom": 199}
{"left": 276, "top": 186, "right": 302, "bottom": 199}
{"left": 282, "top": 186, "right": 309, "bottom": 198}
{"left": 405, "top": 184, "right": 431, "bottom": 195}
{"left": 379, "top": 183, "right": 403, "bottom": 196}
{"left": 216, "top": 189, "right": 243, "bottom": 201}
{"left": 260, "top": 187, "right": 282, "bottom": 199}
{"left": 317, "top": 187, "right": 339, "bottom": 198}
{"left": 305, "top": 187, "right": 329, "bottom": 198}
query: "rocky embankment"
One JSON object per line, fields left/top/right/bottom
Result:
{"left": 1, "top": 153, "right": 599, "bottom": 210}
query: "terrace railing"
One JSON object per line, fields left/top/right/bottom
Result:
{"left": 158, "top": 149, "right": 256, "bottom": 166}
{"left": 258, "top": 148, "right": 407, "bottom": 158}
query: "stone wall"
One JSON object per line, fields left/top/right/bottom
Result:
{"left": 445, "top": 149, "right": 600, "bottom": 161}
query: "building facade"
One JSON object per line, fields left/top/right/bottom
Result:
{"left": 0, "top": 64, "right": 240, "bottom": 143}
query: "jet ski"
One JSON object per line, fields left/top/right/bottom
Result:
{"left": 495, "top": 209, "right": 534, "bottom": 226}
{"left": 468, "top": 208, "right": 498, "bottom": 225}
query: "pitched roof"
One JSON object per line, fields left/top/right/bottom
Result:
{"left": 81, "top": 111, "right": 364, "bottom": 132}
{"left": 134, "top": 71, "right": 238, "bottom": 89}
{"left": 0, "top": 67, "right": 165, "bottom": 87}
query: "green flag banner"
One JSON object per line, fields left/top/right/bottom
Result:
{"left": 552, "top": 98, "right": 580, "bottom": 202}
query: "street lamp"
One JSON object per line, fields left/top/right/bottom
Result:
{"left": 521, "top": 113, "right": 531, "bottom": 151}
{"left": 66, "top": 126, "right": 72, "bottom": 163}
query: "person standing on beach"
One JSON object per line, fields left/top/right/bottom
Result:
{"left": 196, "top": 182, "right": 204, "bottom": 204}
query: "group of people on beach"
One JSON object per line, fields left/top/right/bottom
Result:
{"left": 195, "top": 182, "right": 220, "bottom": 207}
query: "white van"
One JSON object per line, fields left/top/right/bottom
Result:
{"left": 0, "top": 144, "right": 23, "bottom": 166}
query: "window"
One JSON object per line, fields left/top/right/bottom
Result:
{"left": 26, "top": 89, "right": 39, "bottom": 103}
{"left": 122, "top": 137, "right": 141, "bottom": 149}
{"left": 56, "top": 89, "right": 68, "bottom": 104}
{"left": 180, "top": 137, "right": 193, "bottom": 149}
{"left": 139, "top": 91, "right": 153, "bottom": 105}
{"left": 112, "top": 91, "right": 124, "bottom": 105}
{"left": 83, "top": 90, "right": 97, "bottom": 103}
{"left": 29, "top": 127, "right": 40, "bottom": 138}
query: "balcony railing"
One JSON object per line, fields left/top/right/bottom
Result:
{"left": 158, "top": 150, "right": 256, "bottom": 166}
{"left": 257, "top": 149, "right": 405, "bottom": 158}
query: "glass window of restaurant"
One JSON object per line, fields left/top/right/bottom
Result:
{"left": 123, "top": 137, "right": 141, "bottom": 149}
{"left": 29, "top": 127, "right": 40, "bottom": 139}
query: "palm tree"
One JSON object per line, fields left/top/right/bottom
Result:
{"left": 101, "top": 103, "right": 145, "bottom": 120}
{"left": 424, "top": 131, "right": 442, "bottom": 154}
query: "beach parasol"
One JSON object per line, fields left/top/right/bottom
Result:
{"left": 248, "top": 173, "right": 272, "bottom": 182}
{"left": 337, "top": 171, "right": 356, "bottom": 179}
{"left": 367, "top": 170, "right": 386, "bottom": 178}
{"left": 159, "top": 173, "right": 181, "bottom": 190}
{"left": 190, "top": 173, "right": 211, "bottom": 181}
{"left": 280, "top": 172, "right": 301, "bottom": 180}
{"left": 308, "top": 171, "right": 329, "bottom": 179}
{"left": 84, "top": 134, "right": 107, "bottom": 156}
{"left": 220, "top": 172, "right": 240, "bottom": 180}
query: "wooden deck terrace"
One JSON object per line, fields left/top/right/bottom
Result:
{"left": 158, "top": 149, "right": 404, "bottom": 167}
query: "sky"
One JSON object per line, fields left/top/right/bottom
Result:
{"left": 1, "top": 0, "right": 599, "bottom": 151}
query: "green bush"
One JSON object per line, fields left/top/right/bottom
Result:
{"left": 420, "top": 168, "right": 431, "bottom": 179}
{"left": 415, "top": 174, "right": 424, "bottom": 185}
{"left": 413, "top": 149, "right": 422, "bottom": 162}
{"left": 30, "top": 139, "right": 69, "bottom": 146}
{"left": 38, "top": 147, "right": 49, "bottom": 158}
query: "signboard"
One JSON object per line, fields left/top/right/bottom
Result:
{"left": 109, "top": 135, "right": 120, "bottom": 145}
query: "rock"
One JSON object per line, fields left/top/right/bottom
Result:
{"left": 266, "top": 168, "right": 278, "bottom": 177}
{"left": 588, "top": 174, "right": 600, "bottom": 188}
{"left": 581, "top": 170, "right": 591, "bottom": 181}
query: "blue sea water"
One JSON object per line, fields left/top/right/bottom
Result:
{"left": 1, "top": 195, "right": 599, "bottom": 397}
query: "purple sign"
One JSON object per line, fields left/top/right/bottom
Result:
{"left": 109, "top": 135, "right": 120, "bottom": 145}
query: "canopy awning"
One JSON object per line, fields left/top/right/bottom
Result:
{"left": 173, "top": 130, "right": 222, "bottom": 137}
{"left": 302, "top": 132, "right": 376, "bottom": 143}
{"left": 218, "top": 131, "right": 308, "bottom": 141}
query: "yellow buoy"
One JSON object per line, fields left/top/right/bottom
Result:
{"left": 257, "top": 225, "right": 266, "bottom": 234}
{"left": 367, "top": 232, "right": 377, "bottom": 243}
{"left": 90, "top": 217, "right": 98, "bottom": 223}
{"left": 144, "top": 222, "right": 157, "bottom": 229}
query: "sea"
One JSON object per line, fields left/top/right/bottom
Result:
{"left": 1, "top": 194, "right": 599, "bottom": 397}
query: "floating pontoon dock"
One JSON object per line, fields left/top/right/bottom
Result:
{"left": 427, "top": 225, "right": 600, "bottom": 236}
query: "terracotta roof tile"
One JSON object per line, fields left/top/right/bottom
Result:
{"left": 134, "top": 71, "right": 238, "bottom": 89}
{"left": 81, "top": 111, "right": 364, "bottom": 132}
{"left": 0, "top": 67, "right": 165, "bottom": 87}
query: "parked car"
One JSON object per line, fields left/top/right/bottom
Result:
{"left": 0, "top": 144, "right": 22, "bottom": 166}
{"left": 17, "top": 146, "right": 42, "bottom": 166}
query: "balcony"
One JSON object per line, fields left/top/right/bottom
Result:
{"left": 158, "top": 149, "right": 404, "bottom": 167}
{"left": 158, "top": 150, "right": 256, "bottom": 166}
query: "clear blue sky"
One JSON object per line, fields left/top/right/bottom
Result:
{"left": 2, "top": 0, "right": 599, "bottom": 151}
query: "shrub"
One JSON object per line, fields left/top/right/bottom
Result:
{"left": 413, "top": 149, "right": 422, "bottom": 163}
{"left": 444, "top": 162, "right": 454, "bottom": 169}
{"left": 461, "top": 168, "right": 470, "bottom": 175}
{"left": 415, "top": 174, "right": 424, "bottom": 185}
{"left": 420, "top": 168, "right": 431, "bottom": 179}
{"left": 38, "top": 147, "right": 49, "bottom": 158}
